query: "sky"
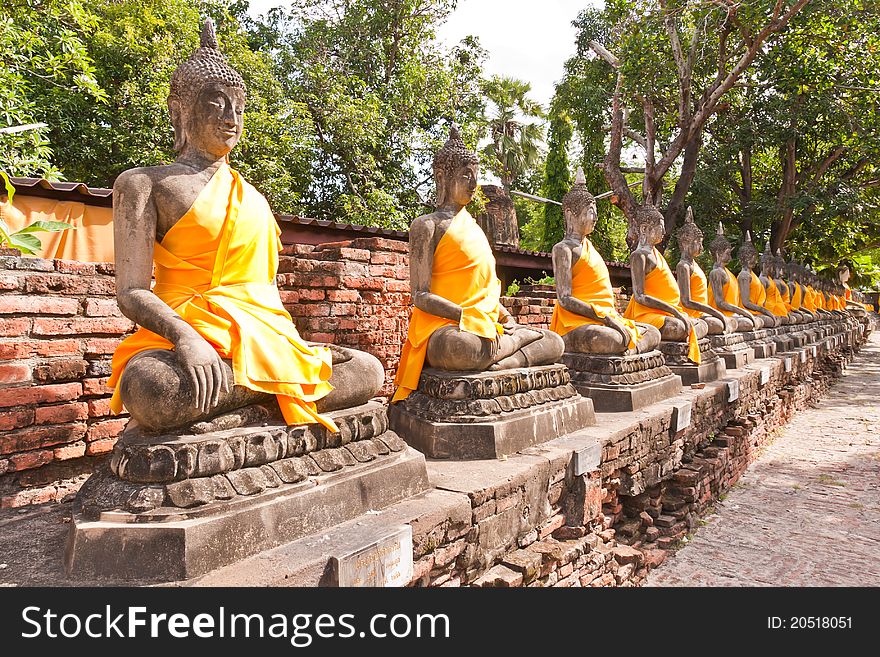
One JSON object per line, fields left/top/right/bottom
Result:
{"left": 245, "top": 0, "right": 600, "bottom": 109}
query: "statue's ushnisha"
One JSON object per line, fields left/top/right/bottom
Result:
{"left": 108, "top": 19, "right": 383, "bottom": 432}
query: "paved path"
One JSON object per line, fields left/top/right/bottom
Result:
{"left": 647, "top": 332, "right": 880, "bottom": 586}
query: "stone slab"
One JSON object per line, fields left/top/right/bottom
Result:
{"left": 65, "top": 447, "right": 430, "bottom": 582}
{"left": 571, "top": 440, "right": 603, "bottom": 476}
{"left": 573, "top": 374, "right": 682, "bottom": 413}
{"left": 329, "top": 525, "right": 413, "bottom": 587}
{"left": 667, "top": 357, "right": 726, "bottom": 386}
{"left": 716, "top": 345, "right": 755, "bottom": 370}
{"left": 750, "top": 340, "right": 776, "bottom": 358}
{"left": 725, "top": 379, "right": 740, "bottom": 402}
{"left": 670, "top": 400, "right": 692, "bottom": 433}
{"left": 389, "top": 395, "right": 595, "bottom": 460}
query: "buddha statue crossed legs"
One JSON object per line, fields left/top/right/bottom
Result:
{"left": 109, "top": 20, "right": 383, "bottom": 433}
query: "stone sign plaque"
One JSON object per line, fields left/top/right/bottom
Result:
{"left": 330, "top": 526, "right": 413, "bottom": 587}
{"left": 784, "top": 356, "right": 793, "bottom": 373}
{"left": 726, "top": 379, "right": 739, "bottom": 402}
{"left": 573, "top": 441, "right": 602, "bottom": 476}
{"left": 800, "top": 350, "right": 807, "bottom": 363}
{"left": 671, "top": 401, "right": 692, "bottom": 433}
{"left": 760, "top": 367, "right": 771, "bottom": 385}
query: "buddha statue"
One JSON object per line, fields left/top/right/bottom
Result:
{"left": 837, "top": 265, "right": 868, "bottom": 313}
{"left": 675, "top": 208, "right": 732, "bottom": 336}
{"left": 774, "top": 250, "right": 805, "bottom": 324}
{"left": 785, "top": 260, "right": 815, "bottom": 322}
{"left": 550, "top": 169, "right": 661, "bottom": 355}
{"left": 391, "top": 125, "right": 564, "bottom": 402}
{"left": 736, "top": 233, "right": 779, "bottom": 328}
{"left": 706, "top": 224, "right": 759, "bottom": 331}
{"left": 623, "top": 206, "right": 706, "bottom": 364}
{"left": 759, "top": 244, "right": 790, "bottom": 324}
{"left": 108, "top": 20, "right": 384, "bottom": 433}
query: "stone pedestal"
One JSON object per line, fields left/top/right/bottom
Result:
{"left": 709, "top": 332, "right": 755, "bottom": 369}
{"left": 65, "top": 401, "right": 429, "bottom": 582}
{"left": 742, "top": 329, "right": 777, "bottom": 358}
{"left": 389, "top": 365, "right": 595, "bottom": 459}
{"left": 767, "top": 326, "right": 794, "bottom": 352}
{"left": 560, "top": 350, "right": 682, "bottom": 413}
{"left": 657, "top": 338, "right": 726, "bottom": 385}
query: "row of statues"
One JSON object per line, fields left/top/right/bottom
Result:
{"left": 106, "top": 20, "right": 867, "bottom": 437}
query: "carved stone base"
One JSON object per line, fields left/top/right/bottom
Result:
{"left": 561, "top": 350, "right": 682, "bottom": 413}
{"left": 742, "top": 329, "right": 777, "bottom": 358}
{"left": 767, "top": 327, "right": 794, "bottom": 352}
{"left": 65, "top": 402, "right": 430, "bottom": 582}
{"left": 709, "top": 333, "right": 754, "bottom": 369}
{"left": 657, "top": 338, "right": 725, "bottom": 385}
{"left": 388, "top": 365, "right": 595, "bottom": 459}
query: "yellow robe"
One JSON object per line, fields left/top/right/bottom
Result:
{"left": 747, "top": 271, "right": 767, "bottom": 307}
{"left": 708, "top": 266, "right": 741, "bottom": 316}
{"left": 780, "top": 283, "right": 793, "bottom": 312}
{"left": 683, "top": 261, "right": 710, "bottom": 319}
{"left": 624, "top": 247, "right": 700, "bottom": 364}
{"left": 791, "top": 283, "right": 804, "bottom": 311}
{"left": 391, "top": 209, "right": 503, "bottom": 402}
{"left": 108, "top": 164, "right": 338, "bottom": 431}
{"left": 763, "top": 278, "right": 788, "bottom": 317}
{"left": 550, "top": 238, "right": 640, "bottom": 348}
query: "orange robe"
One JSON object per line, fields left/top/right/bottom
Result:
{"left": 746, "top": 271, "right": 767, "bottom": 307}
{"left": 682, "top": 261, "right": 710, "bottom": 319}
{"left": 780, "top": 283, "right": 793, "bottom": 312}
{"left": 391, "top": 209, "right": 503, "bottom": 402}
{"left": 708, "top": 266, "right": 741, "bottom": 316}
{"left": 624, "top": 247, "right": 700, "bottom": 364}
{"left": 791, "top": 283, "right": 804, "bottom": 311}
{"left": 550, "top": 238, "right": 640, "bottom": 348}
{"left": 763, "top": 278, "right": 788, "bottom": 317}
{"left": 108, "top": 164, "right": 338, "bottom": 431}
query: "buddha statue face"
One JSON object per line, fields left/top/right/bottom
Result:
{"left": 562, "top": 168, "right": 597, "bottom": 238}
{"left": 433, "top": 125, "right": 479, "bottom": 209}
{"left": 838, "top": 265, "right": 850, "bottom": 284}
{"left": 174, "top": 82, "right": 245, "bottom": 159}
{"left": 676, "top": 208, "right": 703, "bottom": 259}
{"left": 739, "top": 241, "right": 758, "bottom": 271}
{"left": 634, "top": 206, "right": 665, "bottom": 247}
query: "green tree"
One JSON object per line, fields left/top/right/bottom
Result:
{"left": 481, "top": 75, "right": 545, "bottom": 189}
{"left": 0, "top": 0, "right": 106, "bottom": 178}
{"left": 538, "top": 106, "right": 572, "bottom": 250}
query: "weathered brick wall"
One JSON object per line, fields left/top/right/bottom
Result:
{"left": 409, "top": 335, "right": 861, "bottom": 587}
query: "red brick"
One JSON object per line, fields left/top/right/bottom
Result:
{"left": 24, "top": 273, "right": 89, "bottom": 295}
{"left": 83, "top": 338, "right": 121, "bottom": 356}
{"left": 342, "top": 276, "right": 385, "bottom": 291}
{"left": 385, "top": 280, "right": 410, "bottom": 293}
{"left": 55, "top": 260, "right": 96, "bottom": 275}
{"left": 326, "top": 289, "right": 360, "bottom": 303}
{"left": 35, "top": 402, "right": 89, "bottom": 425}
{"left": 0, "top": 362, "right": 32, "bottom": 384}
{"left": 33, "top": 358, "right": 87, "bottom": 383}
{"left": 0, "top": 422, "right": 87, "bottom": 453}
{"left": 9, "top": 449, "right": 54, "bottom": 471}
{"left": 87, "top": 278, "right": 116, "bottom": 296}
{"left": 0, "top": 341, "right": 31, "bottom": 361}
{"left": 87, "top": 398, "right": 113, "bottom": 417}
{"left": 0, "top": 408, "right": 34, "bottom": 431}
{"left": 82, "top": 377, "right": 110, "bottom": 397}
{"left": 349, "top": 237, "right": 409, "bottom": 253}
{"left": 87, "top": 418, "right": 127, "bottom": 442}
{"left": 370, "top": 252, "right": 406, "bottom": 266}
{"left": 0, "top": 318, "right": 31, "bottom": 337}
{"left": 83, "top": 299, "right": 122, "bottom": 317}
{"left": 34, "top": 339, "right": 82, "bottom": 357}
{"left": 86, "top": 438, "right": 116, "bottom": 455}
{"left": 279, "top": 290, "right": 299, "bottom": 304}
{"left": 294, "top": 305, "right": 329, "bottom": 318}
{"left": 32, "top": 317, "right": 134, "bottom": 337}
{"left": 0, "top": 486, "right": 57, "bottom": 508}
{"left": 0, "top": 382, "right": 82, "bottom": 408}
{"left": 54, "top": 441, "right": 87, "bottom": 460}
{"left": 0, "top": 274, "right": 21, "bottom": 290}
{"left": 0, "top": 295, "right": 80, "bottom": 315}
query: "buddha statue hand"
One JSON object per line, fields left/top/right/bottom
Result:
{"left": 176, "top": 334, "right": 231, "bottom": 414}
{"left": 604, "top": 314, "right": 634, "bottom": 346}
{"left": 722, "top": 315, "right": 737, "bottom": 334}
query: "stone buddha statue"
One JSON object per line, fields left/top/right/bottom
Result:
{"left": 784, "top": 260, "right": 815, "bottom": 322}
{"left": 108, "top": 20, "right": 383, "bottom": 433}
{"left": 773, "top": 250, "right": 804, "bottom": 323}
{"left": 675, "top": 208, "right": 731, "bottom": 336}
{"left": 391, "top": 126, "right": 564, "bottom": 402}
{"left": 837, "top": 265, "right": 868, "bottom": 313}
{"left": 623, "top": 206, "right": 706, "bottom": 364}
{"left": 550, "top": 169, "right": 661, "bottom": 355}
{"left": 759, "top": 244, "right": 790, "bottom": 324}
{"left": 706, "top": 224, "right": 758, "bottom": 331}
{"left": 736, "top": 233, "right": 779, "bottom": 328}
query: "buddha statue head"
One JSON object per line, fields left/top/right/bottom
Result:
{"left": 708, "top": 222, "right": 732, "bottom": 266}
{"left": 433, "top": 124, "right": 479, "bottom": 209}
{"left": 774, "top": 249, "right": 786, "bottom": 278}
{"left": 168, "top": 19, "right": 246, "bottom": 157}
{"left": 836, "top": 263, "right": 851, "bottom": 285}
{"left": 759, "top": 242, "right": 774, "bottom": 275}
{"left": 632, "top": 205, "right": 665, "bottom": 247}
{"left": 562, "top": 167, "right": 597, "bottom": 238}
{"left": 676, "top": 206, "right": 703, "bottom": 258}
{"left": 738, "top": 231, "right": 758, "bottom": 271}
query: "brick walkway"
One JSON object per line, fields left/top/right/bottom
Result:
{"left": 647, "top": 332, "right": 880, "bottom": 587}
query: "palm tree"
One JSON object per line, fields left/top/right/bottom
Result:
{"left": 482, "top": 76, "right": 545, "bottom": 189}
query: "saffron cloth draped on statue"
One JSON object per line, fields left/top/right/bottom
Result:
{"left": 108, "top": 164, "right": 338, "bottom": 431}
{"left": 708, "top": 267, "right": 741, "bottom": 316}
{"left": 764, "top": 278, "right": 788, "bottom": 317}
{"left": 683, "top": 261, "right": 710, "bottom": 320}
{"left": 623, "top": 247, "right": 700, "bottom": 364}
{"left": 391, "top": 209, "right": 503, "bottom": 402}
{"left": 550, "top": 237, "right": 640, "bottom": 348}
